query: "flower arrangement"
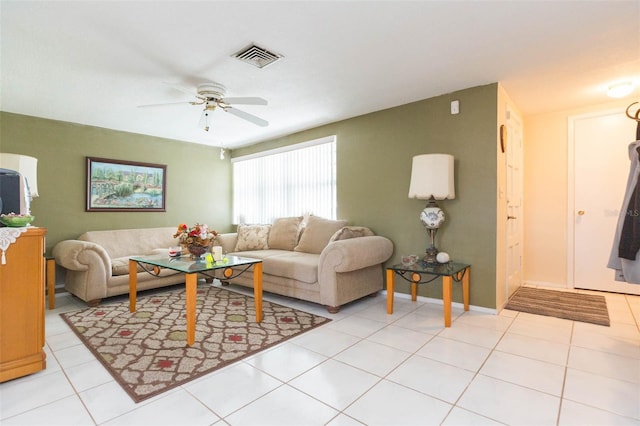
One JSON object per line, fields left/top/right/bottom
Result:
{"left": 173, "top": 223, "right": 218, "bottom": 248}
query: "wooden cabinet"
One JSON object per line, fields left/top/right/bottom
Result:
{"left": 0, "top": 227, "right": 46, "bottom": 382}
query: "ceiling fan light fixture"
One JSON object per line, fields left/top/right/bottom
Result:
{"left": 198, "top": 83, "right": 226, "bottom": 100}
{"left": 607, "top": 81, "right": 634, "bottom": 98}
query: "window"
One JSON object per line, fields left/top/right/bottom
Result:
{"left": 232, "top": 136, "right": 336, "bottom": 224}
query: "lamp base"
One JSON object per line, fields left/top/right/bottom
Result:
{"left": 423, "top": 227, "right": 439, "bottom": 264}
{"left": 423, "top": 245, "right": 439, "bottom": 264}
{"left": 418, "top": 198, "right": 446, "bottom": 265}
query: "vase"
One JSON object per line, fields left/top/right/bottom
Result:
{"left": 186, "top": 244, "right": 208, "bottom": 259}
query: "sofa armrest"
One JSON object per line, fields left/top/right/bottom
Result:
{"left": 52, "top": 240, "right": 111, "bottom": 272}
{"left": 318, "top": 235, "right": 393, "bottom": 308}
{"left": 319, "top": 235, "right": 394, "bottom": 274}
{"left": 214, "top": 232, "right": 238, "bottom": 255}
{"left": 52, "top": 239, "right": 113, "bottom": 302}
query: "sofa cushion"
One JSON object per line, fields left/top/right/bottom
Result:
{"left": 329, "top": 226, "right": 375, "bottom": 242}
{"left": 294, "top": 216, "right": 347, "bottom": 254}
{"left": 262, "top": 252, "right": 319, "bottom": 284}
{"left": 268, "top": 216, "right": 303, "bottom": 250}
{"left": 235, "top": 224, "right": 271, "bottom": 251}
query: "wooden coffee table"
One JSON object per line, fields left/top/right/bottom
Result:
{"left": 129, "top": 254, "right": 263, "bottom": 346}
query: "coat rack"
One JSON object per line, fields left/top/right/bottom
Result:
{"left": 626, "top": 101, "right": 640, "bottom": 140}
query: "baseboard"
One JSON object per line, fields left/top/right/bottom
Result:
{"left": 381, "top": 290, "right": 497, "bottom": 315}
{"left": 522, "top": 280, "right": 569, "bottom": 290}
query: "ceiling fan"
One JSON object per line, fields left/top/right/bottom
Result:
{"left": 139, "top": 82, "right": 268, "bottom": 131}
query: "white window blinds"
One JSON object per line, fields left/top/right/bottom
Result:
{"left": 232, "top": 136, "right": 336, "bottom": 224}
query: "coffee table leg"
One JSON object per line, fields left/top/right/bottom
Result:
{"left": 442, "top": 276, "right": 453, "bottom": 327}
{"left": 386, "top": 269, "right": 394, "bottom": 314}
{"left": 129, "top": 260, "right": 137, "bottom": 312}
{"left": 253, "top": 262, "right": 263, "bottom": 322}
{"left": 185, "top": 273, "right": 197, "bottom": 346}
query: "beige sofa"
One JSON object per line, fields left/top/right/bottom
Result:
{"left": 52, "top": 227, "right": 184, "bottom": 306}
{"left": 51, "top": 217, "right": 394, "bottom": 312}
{"left": 214, "top": 216, "right": 394, "bottom": 313}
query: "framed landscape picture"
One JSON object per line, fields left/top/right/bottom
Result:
{"left": 86, "top": 157, "right": 167, "bottom": 212}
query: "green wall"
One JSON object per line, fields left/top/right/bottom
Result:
{"left": 0, "top": 112, "right": 233, "bottom": 254}
{"left": 0, "top": 83, "right": 498, "bottom": 308}
{"left": 235, "top": 84, "right": 499, "bottom": 308}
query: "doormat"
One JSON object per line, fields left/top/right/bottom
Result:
{"left": 61, "top": 284, "right": 330, "bottom": 402}
{"left": 505, "top": 286, "right": 610, "bottom": 326}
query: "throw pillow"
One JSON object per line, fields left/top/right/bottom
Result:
{"left": 294, "top": 216, "right": 347, "bottom": 254}
{"left": 268, "top": 216, "right": 303, "bottom": 250}
{"left": 235, "top": 224, "right": 271, "bottom": 251}
{"left": 329, "top": 226, "right": 374, "bottom": 243}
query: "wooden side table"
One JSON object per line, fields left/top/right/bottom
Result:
{"left": 386, "top": 261, "right": 470, "bottom": 327}
{"left": 46, "top": 257, "right": 56, "bottom": 309}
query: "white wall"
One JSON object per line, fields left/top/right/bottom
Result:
{"left": 523, "top": 99, "right": 635, "bottom": 288}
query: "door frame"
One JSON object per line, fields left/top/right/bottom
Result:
{"left": 566, "top": 107, "right": 624, "bottom": 289}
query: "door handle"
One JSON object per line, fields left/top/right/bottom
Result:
{"left": 578, "top": 210, "right": 585, "bottom": 216}
{"left": 507, "top": 216, "right": 517, "bottom": 220}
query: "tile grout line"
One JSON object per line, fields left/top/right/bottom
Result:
{"left": 555, "top": 319, "right": 576, "bottom": 426}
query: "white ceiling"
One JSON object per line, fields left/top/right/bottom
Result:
{"left": 1, "top": 1, "right": 639, "bottom": 149}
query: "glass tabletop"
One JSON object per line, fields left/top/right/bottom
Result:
{"left": 388, "top": 261, "right": 469, "bottom": 276}
{"left": 129, "top": 253, "right": 261, "bottom": 274}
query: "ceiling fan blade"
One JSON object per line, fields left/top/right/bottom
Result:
{"left": 225, "top": 107, "right": 269, "bottom": 127}
{"left": 137, "top": 101, "right": 194, "bottom": 108}
{"left": 223, "top": 97, "right": 268, "bottom": 106}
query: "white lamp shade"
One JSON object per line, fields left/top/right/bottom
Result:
{"left": 408, "top": 154, "right": 455, "bottom": 200}
{"left": 0, "top": 153, "right": 39, "bottom": 197}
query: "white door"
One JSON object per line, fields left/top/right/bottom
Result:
{"left": 506, "top": 108, "right": 524, "bottom": 298}
{"left": 572, "top": 110, "right": 640, "bottom": 295}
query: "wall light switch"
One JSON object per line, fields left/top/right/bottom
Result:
{"left": 451, "top": 100, "right": 460, "bottom": 115}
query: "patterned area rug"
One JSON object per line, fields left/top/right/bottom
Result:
{"left": 505, "top": 286, "right": 610, "bottom": 326}
{"left": 61, "top": 284, "right": 330, "bottom": 402}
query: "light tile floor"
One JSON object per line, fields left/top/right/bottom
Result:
{"left": 1, "top": 283, "right": 639, "bottom": 426}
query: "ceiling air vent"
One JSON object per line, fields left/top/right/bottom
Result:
{"left": 233, "top": 44, "right": 283, "bottom": 69}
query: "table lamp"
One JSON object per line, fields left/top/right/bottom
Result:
{"left": 408, "top": 154, "right": 455, "bottom": 263}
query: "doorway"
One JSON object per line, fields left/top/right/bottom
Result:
{"left": 569, "top": 109, "right": 640, "bottom": 295}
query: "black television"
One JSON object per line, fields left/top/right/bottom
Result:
{"left": 0, "top": 168, "right": 30, "bottom": 220}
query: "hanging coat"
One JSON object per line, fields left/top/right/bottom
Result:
{"left": 608, "top": 139, "right": 640, "bottom": 284}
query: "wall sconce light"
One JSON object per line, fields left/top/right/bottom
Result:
{"left": 408, "top": 154, "right": 455, "bottom": 263}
